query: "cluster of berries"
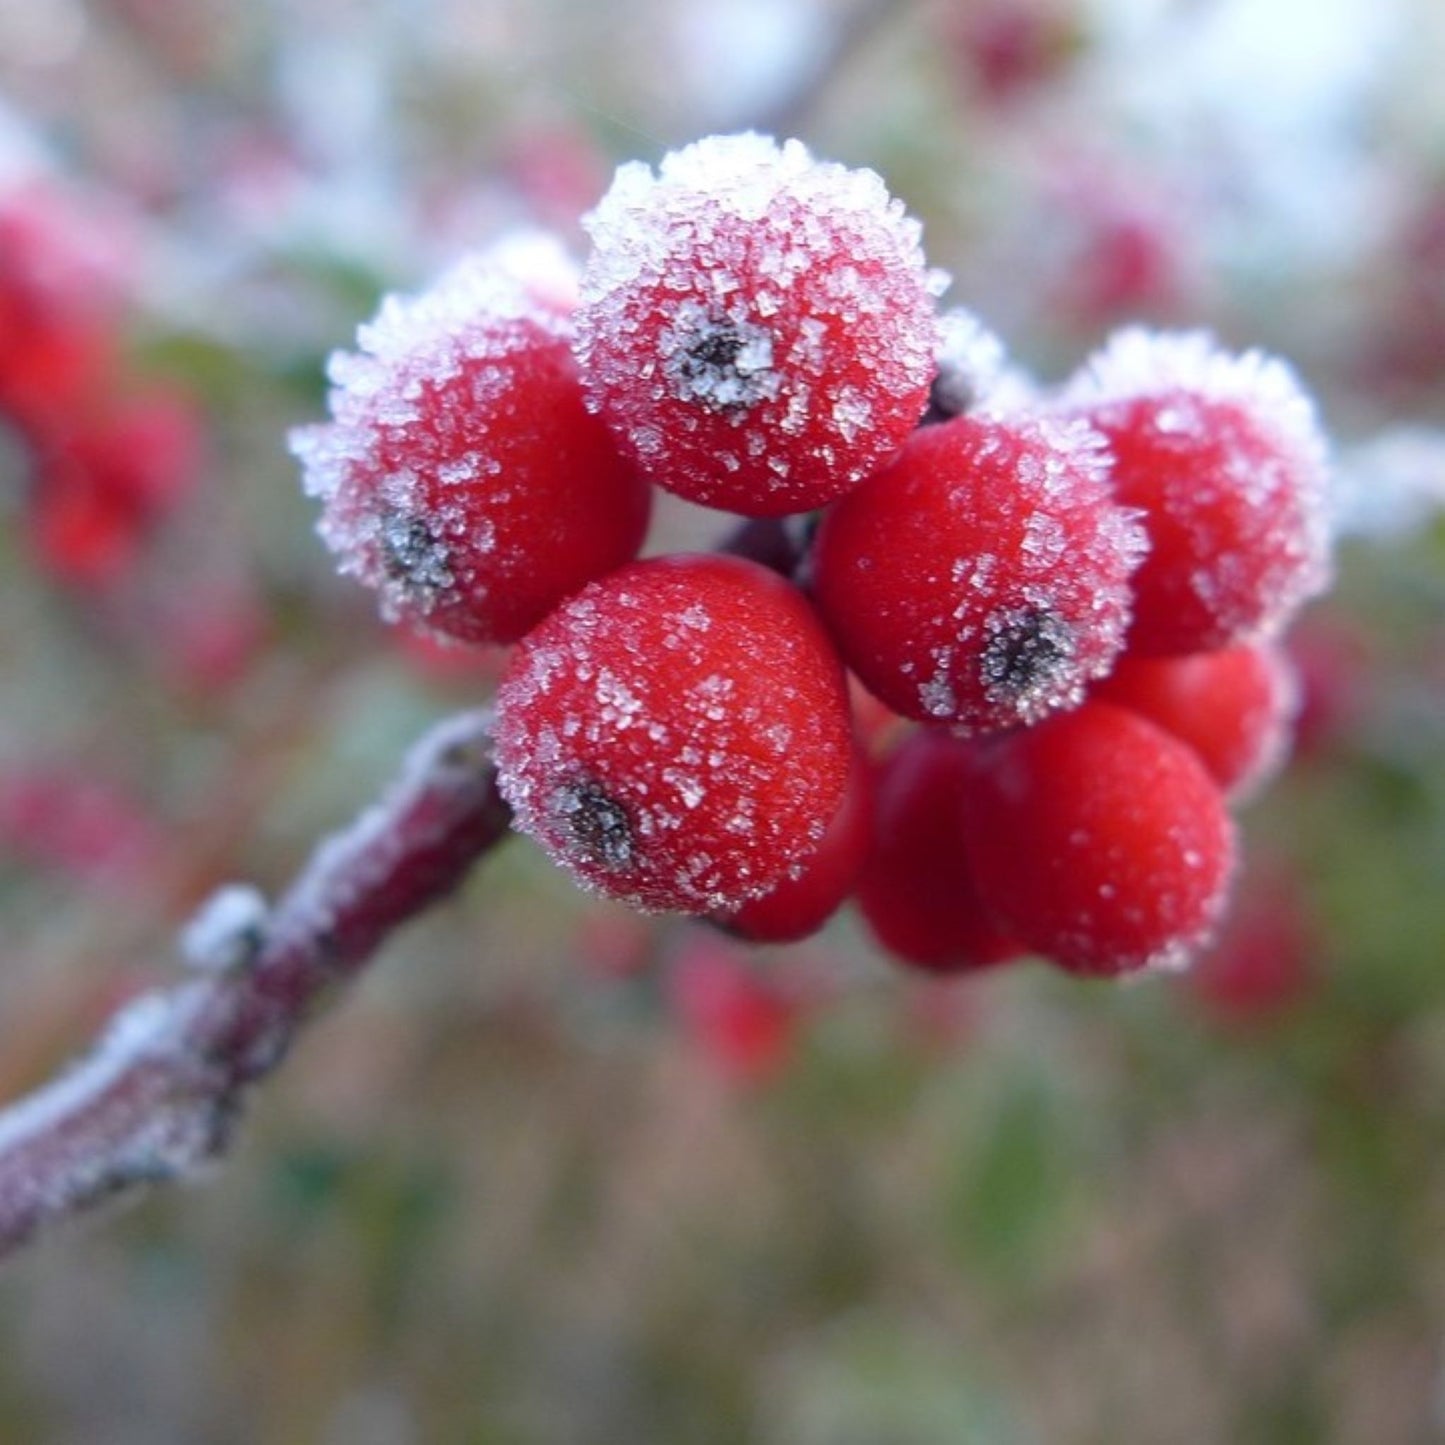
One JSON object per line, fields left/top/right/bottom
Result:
{"left": 293, "top": 134, "right": 1331, "bottom": 981}
{"left": 0, "top": 187, "right": 201, "bottom": 589}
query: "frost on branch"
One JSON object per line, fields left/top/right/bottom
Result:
{"left": 180, "top": 884, "right": 269, "bottom": 972}
{"left": 0, "top": 709, "right": 511, "bottom": 1262}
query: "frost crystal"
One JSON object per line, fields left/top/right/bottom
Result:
{"left": 1064, "top": 328, "right": 1328, "bottom": 486}
{"left": 180, "top": 884, "right": 269, "bottom": 972}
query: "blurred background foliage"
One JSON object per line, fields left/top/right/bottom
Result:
{"left": 1, "top": 0, "right": 1444, "bottom": 1440}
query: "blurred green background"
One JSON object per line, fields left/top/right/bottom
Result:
{"left": 2, "top": 1, "right": 1444, "bottom": 1440}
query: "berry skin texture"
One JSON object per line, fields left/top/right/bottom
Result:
{"left": 1093, "top": 642, "right": 1298, "bottom": 799}
{"left": 717, "top": 743, "right": 874, "bottom": 944}
{"left": 811, "top": 411, "right": 1146, "bottom": 733}
{"left": 291, "top": 243, "right": 651, "bottom": 646}
{"left": 493, "top": 554, "right": 853, "bottom": 915}
{"left": 855, "top": 729, "right": 1021, "bottom": 974}
{"left": 962, "top": 701, "right": 1236, "bottom": 977}
{"left": 1065, "top": 328, "right": 1331, "bottom": 655}
{"left": 574, "top": 133, "right": 942, "bottom": 517}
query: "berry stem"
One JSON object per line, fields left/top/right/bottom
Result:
{"left": 0, "top": 709, "right": 511, "bottom": 1264}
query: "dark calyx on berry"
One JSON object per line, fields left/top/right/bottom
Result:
{"left": 554, "top": 779, "right": 635, "bottom": 873}
{"left": 378, "top": 510, "right": 454, "bottom": 604}
{"left": 979, "top": 605, "right": 1076, "bottom": 707}
{"left": 663, "top": 314, "right": 777, "bottom": 413}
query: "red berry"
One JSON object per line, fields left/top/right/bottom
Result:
{"left": 717, "top": 743, "right": 874, "bottom": 943}
{"left": 1092, "top": 642, "right": 1298, "bottom": 799}
{"left": 855, "top": 729, "right": 1021, "bottom": 974}
{"left": 1185, "top": 858, "right": 1315, "bottom": 1026}
{"left": 28, "top": 386, "right": 203, "bottom": 586}
{"left": 1286, "top": 614, "right": 1372, "bottom": 760}
{"left": 493, "top": 554, "right": 853, "bottom": 914}
{"left": 944, "top": 0, "right": 1080, "bottom": 110}
{"left": 1065, "top": 328, "right": 1331, "bottom": 655}
{"left": 292, "top": 242, "right": 651, "bottom": 645}
{"left": 667, "top": 932, "right": 799, "bottom": 1086}
{"left": 0, "top": 187, "right": 121, "bottom": 430}
{"left": 962, "top": 701, "right": 1236, "bottom": 977}
{"left": 812, "top": 411, "right": 1145, "bottom": 732}
{"left": 574, "top": 134, "right": 942, "bottom": 517}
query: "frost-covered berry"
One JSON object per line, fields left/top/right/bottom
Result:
{"left": 811, "top": 411, "right": 1146, "bottom": 732}
{"left": 855, "top": 729, "right": 1021, "bottom": 974}
{"left": 962, "top": 701, "right": 1236, "bottom": 977}
{"left": 291, "top": 240, "right": 651, "bottom": 646}
{"left": 574, "top": 133, "right": 943, "bottom": 517}
{"left": 493, "top": 554, "right": 853, "bottom": 914}
{"left": 717, "top": 744, "right": 874, "bottom": 943}
{"left": 1093, "top": 642, "right": 1298, "bottom": 799}
{"left": 1064, "top": 328, "right": 1331, "bottom": 655}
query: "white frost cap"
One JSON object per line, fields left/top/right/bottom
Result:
{"left": 344, "top": 230, "right": 577, "bottom": 374}
{"left": 582, "top": 131, "right": 949, "bottom": 296}
{"left": 290, "top": 229, "right": 580, "bottom": 490}
{"left": 1062, "top": 326, "right": 1330, "bottom": 482}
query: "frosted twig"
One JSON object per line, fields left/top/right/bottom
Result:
{"left": 0, "top": 709, "right": 511, "bottom": 1264}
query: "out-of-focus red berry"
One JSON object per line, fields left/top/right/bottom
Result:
{"left": 1092, "top": 642, "right": 1298, "bottom": 799}
{"left": 1185, "top": 861, "right": 1316, "bottom": 1026}
{"left": 0, "top": 187, "right": 122, "bottom": 429}
{"left": 575, "top": 902, "right": 656, "bottom": 982}
{"left": 0, "top": 768, "right": 161, "bottom": 889}
{"left": 855, "top": 728, "right": 1022, "bottom": 974}
{"left": 1286, "top": 615, "right": 1373, "bottom": 760}
{"left": 666, "top": 932, "right": 799, "bottom": 1085}
{"left": 944, "top": 0, "right": 1081, "bottom": 110}
{"left": 28, "top": 387, "right": 203, "bottom": 587}
{"left": 962, "top": 702, "right": 1236, "bottom": 977}
{"left": 499, "top": 123, "right": 609, "bottom": 233}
